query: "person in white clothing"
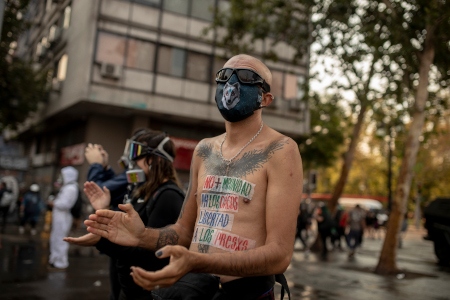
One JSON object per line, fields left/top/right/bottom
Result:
{"left": 48, "top": 166, "right": 79, "bottom": 270}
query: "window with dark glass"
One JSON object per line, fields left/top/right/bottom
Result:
{"left": 212, "top": 56, "right": 227, "bottom": 83}
{"left": 163, "top": 0, "right": 189, "bottom": 15}
{"left": 186, "top": 51, "right": 210, "bottom": 82}
{"left": 157, "top": 45, "right": 186, "bottom": 77}
{"left": 134, "top": 0, "right": 161, "bottom": 7}
{"left": 191, "top": 0, "right": 214, "bottom": 21}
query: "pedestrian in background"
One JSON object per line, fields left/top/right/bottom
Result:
{"left": 398, "top": 212, "right": 409, "bottom": 248}
{"left": 316, "top": 202, "right": 333, "bottom": 259}
{"left": 346, "top": 204, "right": 366, "bottom": 258}
{"left": 66, "top": 130, "right": 184, "bottom": 300}
{"left": 365, "top": 210, "right": 377, "bottom": 239}
{"left": 331, "top": 205, "right": 346, "bottom": 251}
{"left": 19, "top": 183, "right": 43, "bottom": 235}
{"left": 48, "top": 166, "right": 79, "bottom": 271}
{"left": 83, "top": 128, "right": 148, "bottom": 300}
{"left": 0, "top": 181, "right": 14, "bottom": 233}
{"left": 296, "top": 199, "right": 312, "bottom": 253}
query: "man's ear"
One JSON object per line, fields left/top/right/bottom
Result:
{"left": 260, "top": 93, "right": 274, "bottom": 108}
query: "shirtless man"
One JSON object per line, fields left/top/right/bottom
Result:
{"left": 84, "top": 54, "right": 303, "bottom": 299}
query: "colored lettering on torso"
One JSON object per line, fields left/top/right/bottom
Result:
{"left": 192, "top": 226, "right": 256, "bottom": 252}
{"left": 203, "top": 175, "right": 255, "bottom": 200}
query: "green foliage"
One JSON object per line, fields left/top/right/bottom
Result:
{"left": 297, "top": 94, "right": 347, "bottom": 170}
{"left": 0, "top": 0, "right": 48, "bottom": 132}
{"left": 211, "top": 0, "right": 313, "bottom": 63}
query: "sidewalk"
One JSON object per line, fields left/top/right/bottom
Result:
{"left": 275, "top": 226, "right": 450, "bottom": 299}
{"left": 1, "top": 222, "right": 449, "bottom": 299}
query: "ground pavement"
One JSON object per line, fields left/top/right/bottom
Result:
{"left": 0, "top": 221, "right": 449, "bottom": 300}
{"left": 275, "top": 226, "right": 450, "bottom": 299}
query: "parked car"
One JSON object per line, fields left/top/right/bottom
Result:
{"left": 423, "top": 197, "right": 450, "bottom": 266}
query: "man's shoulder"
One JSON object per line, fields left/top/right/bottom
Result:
{"left": 263, "top": 128, "right": 298, "bottom": 154}
{"left": 194, "top": 135, "right": 223, "bottom": 152}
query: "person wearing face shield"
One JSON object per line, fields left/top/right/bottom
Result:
{"left": 83, "top": 54, "right": 303, "bottom": 300}
{"left": 65, "top": 130, "right": 185, "bottom": 300}
{"left": 84, "top": 128, "right": 149, "bottom": 300}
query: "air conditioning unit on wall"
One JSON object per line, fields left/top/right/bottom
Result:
{"left": 100, "top": 62, "right": 122, "bottom": 80}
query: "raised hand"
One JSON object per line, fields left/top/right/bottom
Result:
{"left": 85, "top": 203, "right": 145, "bottom": 247}
{"left": 63, "top": 233, "right": 101, "bottom": 246}
{"left": 99, "top": 146, "right": 109, "bottom": 168}
{"left": 85, "top": 143, "right": 104, "bottom": 165}
{"left": 130, "top": 245, "right": 193, "bottom": 290}
{"left": 84, "top": 181, "right": 111, "bottom": 210}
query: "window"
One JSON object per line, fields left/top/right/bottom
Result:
{"left": 56, "top": 54, "right": 68, "bottom": 81}
{"left": 157, "top": 46, "right": 186, "bottom": 77}
{"left": 284, "top": 73, "right": 298, "bottom": 100}
{"left": 96, "top": 32, "right": 126, "bottom": 65}
{"left": 134, "top": 0, "right": 161, "bottom": 7}
{"left": 126, "top": 39, "right": 155, "bottom": 71}
{"left": 163, "top": 0, "right": 189, "bottom": 15}
{"left": 271, "top": 70, "right": 283, "bottom": 99}
{"left": 63, "top": 5, "right": 71, "bottom": 29}
{"left": 186, "top": 52, "right": 210, "bottom": 82}
{"left": 212, "top": 56, "right": 227, "bottom": 83}
{"left": 191, "top": 0, "right": 214, "bottom": 21}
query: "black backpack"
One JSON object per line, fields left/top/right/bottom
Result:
{"left": 145, "top": 183, "right": 185, "bottom": 217}
{"left": 70, "top": 189, "right": 83, "bottom": 219}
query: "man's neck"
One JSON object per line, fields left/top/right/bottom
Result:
{"left": 224, "top": 115, "right": 263, "bottom": 146}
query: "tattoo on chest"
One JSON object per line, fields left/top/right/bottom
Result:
{"left": 197, "top": 244, "right": 210, "bottom": 253}
{"left": 197, "top": 139, "right": 286, "bottom": 177}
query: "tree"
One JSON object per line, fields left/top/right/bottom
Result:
{"left": 0, "top": 0, "right": 47, "bottom": 132}
{"left": 212, "top": 0, "right": 450, "bottom": 274}
{"left": 298, "top": 94, "right": 346, "bottom": 171}
{"left": 355, "top": 0, "right": 450, "bottom": 274}
{"left": 297, "top": 93, "right": 347, "bottom": 194}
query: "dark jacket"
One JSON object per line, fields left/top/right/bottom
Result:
{"left": 22, "top": 191, "right": 43, "bottom": 218}
{"left": 95, "top": 180, "right": 184, "bottom": 299}
{"left": 86, "top": 163, "right": 128, "bottom": 210}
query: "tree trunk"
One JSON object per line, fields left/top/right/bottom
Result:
{"left": 375, "top": 26, "right": 436, "bottom": 275}
{"left": 329, "top": 104, "right": 368, "bottom": 213}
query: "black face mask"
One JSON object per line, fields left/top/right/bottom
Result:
{"left": 215, "top": 74, "right": 263, "bottom": 122}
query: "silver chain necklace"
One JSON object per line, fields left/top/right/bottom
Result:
{"left": 220, "top": 122, "right": 264, "bottom": 166}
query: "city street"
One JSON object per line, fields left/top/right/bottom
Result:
{"left": 1, "top": 221, "right": 449, "bottom": 300}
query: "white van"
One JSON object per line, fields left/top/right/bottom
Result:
{"left": 338, "top": 197, "right": 383, "bottom": 211}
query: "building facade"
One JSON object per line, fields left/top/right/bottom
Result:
{"left": 12, "top": 0, "right": 310, "bottom": 197}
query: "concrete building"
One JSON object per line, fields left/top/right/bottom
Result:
{"left": 12, "top": 0, "right": 310, "bottom": 197}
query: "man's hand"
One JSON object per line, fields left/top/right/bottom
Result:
{"left": 84, "top": 203, "right": 145, "bottom": 247}
{"left": 130, "top": 245, "right": 194, "bottom": 290}
{"left": 84, "top": 181, "right": 111, "bottom": 210}
{"left": 85, "top": 143, "right": 106, "bottom": 166}
{"left": 63, "top": 233, "right": 101, "bottom": 246}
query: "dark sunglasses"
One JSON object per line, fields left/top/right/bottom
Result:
{"left": 215, "top": 68, "right": 271, "bottom": 93}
